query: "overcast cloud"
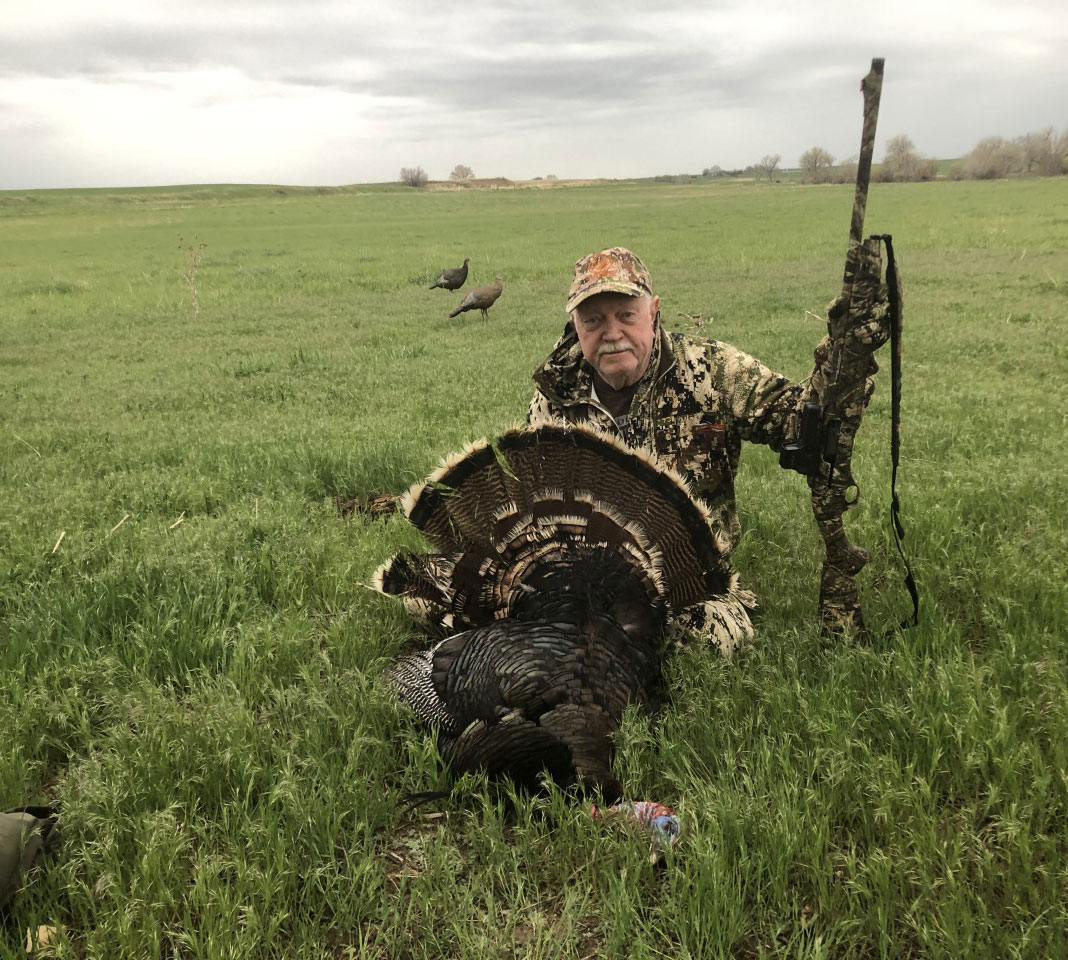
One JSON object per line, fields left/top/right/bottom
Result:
{"left": 1, "top": 0, "right": 1065, "bottom": 189}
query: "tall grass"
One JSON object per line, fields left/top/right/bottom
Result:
{"left": 1, "top": 177, "right": 1066, "bottom": 957}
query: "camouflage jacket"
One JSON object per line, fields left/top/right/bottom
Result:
{"left": 528, "top": 322, "right": 807, "bottom": 554}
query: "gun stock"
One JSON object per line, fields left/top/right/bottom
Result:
{"left": 810, "top": 238, "right": 885, "bottom": 633}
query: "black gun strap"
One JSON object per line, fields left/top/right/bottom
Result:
{"left": 876, "top": 234, "right": 919, "bottom": 629}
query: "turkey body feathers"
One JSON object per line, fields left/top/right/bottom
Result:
{"left": 429, "top": 258, "right": 469, "bottom": 291}
{"left": 378, "top": 424, "right": 734, "bottom": 800}
{"left": 395, "top": 569, "right": 658, "bottom": 802}
{"left": 449, "top": 276, "right": 503, "bottom": 319}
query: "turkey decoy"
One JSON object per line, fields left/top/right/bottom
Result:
{"left": 429, "top": 258, "right": 469, "bottom": 291}
{"left": 375, "top": 424, "right": 734, "bottom": 804}
{"left": 448, "top": 275, "right": 502, "bottom": 319}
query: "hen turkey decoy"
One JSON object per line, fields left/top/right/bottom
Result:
{"left": 375, "top": 424, "right": 734, "bottom": 803}
{"left": 429, "top": 258, "right": 469, "bottom": 291}
{"left": 448, "top": 275, "right": 502, "bottom": 319}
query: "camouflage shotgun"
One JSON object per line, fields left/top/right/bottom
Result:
{"left": 781, "top": 58, "right": 896, "bottom": 633}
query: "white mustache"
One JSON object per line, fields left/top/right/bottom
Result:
{"left": 598, "top": 341, "right": 634, "bottom": 357}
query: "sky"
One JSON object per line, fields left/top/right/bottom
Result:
{"left": 2, "top": 0, "right": 1065, "bottom": 190}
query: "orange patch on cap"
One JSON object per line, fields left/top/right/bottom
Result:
{"left": 586, "top": 254, "right": 618, "bottom": 281}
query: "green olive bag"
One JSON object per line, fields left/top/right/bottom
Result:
{"left": 0, "top": 807, "right": 60, "bottom": 914}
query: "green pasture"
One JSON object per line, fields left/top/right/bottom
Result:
{"left": 1, "top": 177, "right": 1066, "bottom": 958}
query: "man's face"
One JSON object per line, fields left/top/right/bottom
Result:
{"left": 573, "top": 292, "right": 660, "bottom": 390}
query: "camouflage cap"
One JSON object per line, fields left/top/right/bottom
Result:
{"left": 565, "top": 247, "right": 652, "bottom": 314}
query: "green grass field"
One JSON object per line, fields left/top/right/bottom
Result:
{"left": 2, "top": 176, "right": 1066, "bottom": 958}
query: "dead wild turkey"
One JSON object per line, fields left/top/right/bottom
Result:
{"left": 448, "top": 275, "right": 502, "bottom": 319}
{"left": 375, "top": 424, "right": 734, "bottom": 803}
{"left": 429, "top": 258, "right": 469, "bottom": 291}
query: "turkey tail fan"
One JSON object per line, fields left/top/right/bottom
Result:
{"left": 494, "top": 425, "right": 733, "bottom": 608}
{"left": 374, "top": 423, "right": 735, "bottom": 629}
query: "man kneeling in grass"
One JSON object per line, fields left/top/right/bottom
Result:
{"left": 525, "top": 247, "right": 890, "bottom": 653}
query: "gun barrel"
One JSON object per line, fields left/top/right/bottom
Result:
{"left": 843, "top": 58, "right": 885, "bottom": 299}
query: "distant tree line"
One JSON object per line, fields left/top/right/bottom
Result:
{"left": 797, "top": 127, "right": 1067, "bottom": 183}
{"left": 399, "top": 164, "right": 477, "bottom": 187}
{"left": 949, "top": 127, "right": 1068, "bottom": 179}
{"left": 794, "top": 136, "right": 937, "bottom": 184}
{"left": 692, "top": 125, "right": 1068, "bottom": 185}
{"left": 399, "top": 164, "right": 560, "bottom": 187}
{"left": 700, "top": 165, "right": 747, "bottom": 178}
{"left": 406, "top": 127, "right": 1067, "bottom": 189}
